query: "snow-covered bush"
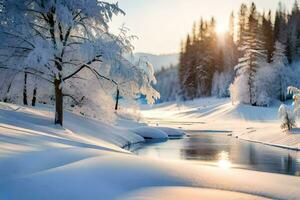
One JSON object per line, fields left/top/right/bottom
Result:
{"left": 278, "top": 105, "right": 297, "bottom": 131}
{"left": 229, "top": 73, "right": 250, "bottom": 104}
{"left": 278, "top": 86, "right": 300, "bottom": 131}
{"left": 288, "top": 86, "right": 300, "bottom": 112}
{"left": 212, "top": 70, "right": 233, "bottom": 98}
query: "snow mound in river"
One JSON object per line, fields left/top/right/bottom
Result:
{"left": 156, "top": 127, "right": 185, "bottom": 138}
{"left": 131, "top": 126, "right": 168, "bottom": 140}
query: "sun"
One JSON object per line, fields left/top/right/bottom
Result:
{"left": 216, "top": 22, "right": 228, "bottom": 35}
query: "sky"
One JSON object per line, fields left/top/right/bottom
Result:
{"left": 109, "top": 0, "right": 295, "bottom": 55}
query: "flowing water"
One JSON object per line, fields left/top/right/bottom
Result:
{"left": 130, "top": 132, "right": 300, "bottom": 176}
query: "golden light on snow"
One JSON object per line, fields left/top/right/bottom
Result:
{"left": 217, "top": 151, "right": 231, "bottom": 169}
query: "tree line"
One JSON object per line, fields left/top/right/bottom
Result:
{"left": 179, "top": 1, "right": 300, "bottom": 106}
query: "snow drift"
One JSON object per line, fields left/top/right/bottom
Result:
{"left": 0, "top": 102, "right": 300, "bottom": 200}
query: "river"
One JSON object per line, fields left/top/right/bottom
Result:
{"left": 130, "top": 132, "right": 300, "bottom": 176}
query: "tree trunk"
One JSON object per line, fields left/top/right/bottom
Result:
{"left": 23, "top": 72, "right": 28, "bottom": 105}
{"left": 3, "top": 81, "right": 12, "bottom": 102}
{"left": 32, "top": 87, "right": 37, "bottom": 106}
{"left": 115, "top": 87, "right": 120, "bottom": 111}
{"left": 54, "top": 78, "right": 63, "bottom": 126}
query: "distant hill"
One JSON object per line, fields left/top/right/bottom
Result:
{"left": 127, "top": 53, "right": 179, "bottom": 71}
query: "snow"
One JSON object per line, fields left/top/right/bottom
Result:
{"left": 1, "top": 154, "right": 300, "bottom": 200}
{"left": 0, "top": 101, "right": 300, "bottom": 199}
{"left": 0, "top": 102, "right": 141, "bottom": 155}
{"left": 122, "top": 187, "right": 270, "bottom": 200}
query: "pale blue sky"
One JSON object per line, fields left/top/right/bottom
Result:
{"left": 109, "top": 0, "right": 295, "bottom": 54}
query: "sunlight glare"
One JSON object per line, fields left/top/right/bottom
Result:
{"left": 217, "top": 151, "right": 231, "bottom": 169}
{"left": 216, "top": 22, "right": 228, "bottom": 35}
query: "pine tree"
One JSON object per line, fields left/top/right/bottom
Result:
{"left": 234, "top": 3, "right": 267, "bottom": 106}
{"left": 196, "top": 18, "right": 218, "bottom": 97}
{"left": 238, "top": 4, "right": 248, "bottom": 57}
{"left": 178, "top": 17, "right": 221, "bottom": 99}
{"left": 224, "top": 12, "right": 238, "bottom": 72}
{"left": 181, "top": 35, "right": 197, "bottom": 99}
{"left": 288, "top": 0, "right": 300, "bottom": 62}
{"left": 179, "top": 38, "right": 188, "bottom": 99}
{"left": 274, "top": 3, "right": 288, "bottom": 44}
{"left": 262, "top": 11, "right": 275, "bottom": 63}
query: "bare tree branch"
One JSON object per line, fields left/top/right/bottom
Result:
{"left": 62, "top": 55, "right": 102, "bottom": 81}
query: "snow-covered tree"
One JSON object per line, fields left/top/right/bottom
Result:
{"left": 212, "top": 71, "right": 232, "bottom": 98}
{"left": 254, "top": 63, "right": 275, "bottom": 106}
{"left": 272, "top": 42, "right": 290, "bottom": 101}
{"left": 0, "top": 0, "right": 159, "bottom": 125}
{"left": 252, "top": 42, "right": 289, "bottom": 106}
{"left": 154, "top": 65, "right": 180, "bottom": 103}
{"left": 231, "top": 3, "right": 268, "bottom": 106}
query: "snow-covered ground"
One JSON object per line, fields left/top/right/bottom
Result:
{"left": 141, "top": 97, "right": 300, "bottom": 151}
{"left": 1, "top": 101, "right": 300, "bottom": 199}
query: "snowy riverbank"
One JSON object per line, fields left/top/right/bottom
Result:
{"left": 1, "top": 102, "right": 300, "bottom": 199}
{"left": 141, "top": 97, "right": 300, "bottom": 151}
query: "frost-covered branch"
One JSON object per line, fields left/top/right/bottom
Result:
{"left": 63, "top": 94, "right": 84, "bottom": 105}
{"left": 0, "top": 66, "right": 54, "bottom": 84}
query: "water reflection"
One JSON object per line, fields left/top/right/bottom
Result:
{"left": 131, "top": 133, "right": 300, "bottom": 176}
